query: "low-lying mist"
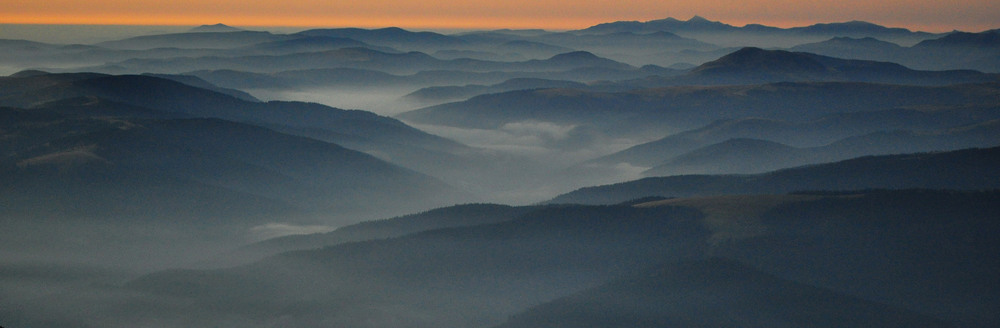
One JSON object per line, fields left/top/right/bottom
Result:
{"left": 248, "top": 222, "right": 337, "bottom": 241}
{"left": 248, "top": 87, "right": 423, "bottom": 116}
{"left": 407, "top": 120, "right": 651, "bottom": 204}
{"left": 241, "top": 85, "right": 658, "bottom": 205}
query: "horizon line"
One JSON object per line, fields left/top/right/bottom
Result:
{"left": 1, "top": 16, "right": 994, "bottom": 34}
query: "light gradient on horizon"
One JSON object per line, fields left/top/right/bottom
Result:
{"left": 2, "top": 0, "right": 998, "bottom": 32}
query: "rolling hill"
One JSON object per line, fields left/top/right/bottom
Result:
{"left": 0, "top": 72, "right": 471, "bottom": 171}
{"left": 398, "top": 81, "right": 1000, "bottom": 139}
{"left": 0, "top": 98, "right": 466, "bottom": 223}
{"left": 189, "top": 23, "right": 245, "bottom": 33}
{"left": 513, "top": 190, "right": 999, "bottom": 327}
{"left": 96, "top": 30, "right": 293, "bottom": 50}
{"left": 789, "top": 30, "right": 1000, "bottom": 72}
{"left": 639, "top": 120, "right": 1000, "bottom": 176}
{"left": 0, "top": 94, "right": 474, "bottom": 286}
{"left": 77, "top": 47, "right": 636, "bottom": 75}
{"left": 209, "top": 203, "right": 542, "bottom": 268}
{"left": 591, "top": 104, "right": 1000, "bottom": 168}
{"left": 790, "top": 37, "right": 908, "bottom": 62}
{"left": 578, "top": 16, "right": 938, "bottom": 47}
{"left": 109, "top": 204, "right": 711, "bottom": 328}
{"left": 294, "top": 27, "right": 469, "bottom": 52}
{"left": 187, "top": 64, "right": 666, "bottom": 93}
{"left": 549, "top": 146, "right": 1000, "bottom": 205}
{"left": 634, "top": 47, "right": 1000, "bottom": 86}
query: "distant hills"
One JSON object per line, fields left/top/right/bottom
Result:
{"left": 398, "top": 81, "right": 1000, "bottom": 139}
{"left": 641, "top": 124, "right": 1000, "bottom": 176}
{"left": 233, "top": 36, "right": 397, "bottom": 56}
{"left": 594, "top": 105, "right": 1000, "bottom": 163}
{"left": 623, "top": 46, "right": 999, "bottom": 87}
{"left": 187, "top": 64, "right": 667, "bottom": 93}
{"left": 792, "top": 30, "right": 1000, "bottom": 72}
{"left": 395, "top": 47, "right": 997, "bottom": 127}
{"left": 585, "top": 109, "right": 1000, "bottom": 177}
{"left": 582, "top": 16, "right": 739, "bottom": 34}
{"left": 3, "top": 17, "right": 996, "bottom": 78}
{"left": 579, "top": 16, "right": 940, "bottom": 47}
{"left": 79, "top": 47, "right": 637, "bottom": 75}
{"left": 572, "top": 17, "right": 999, "bottom": 70}
{"left": 96, "top": 30, "right": 293, "bottom": 50}
{"left": 189, "top": 23, "right": 244, "bottom": 33}
{"left": 295, "top": 27, "right": 468, "bottom": 52}
{"left": 790, "top": 36, "right": 906, "bottom": 61}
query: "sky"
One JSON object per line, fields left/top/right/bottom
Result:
{"left": 2, "top": 0, "right": 999, "bottom": 33}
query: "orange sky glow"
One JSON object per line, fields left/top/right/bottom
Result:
{"left": 2, "top": 0, "right": 998, "bottom": 32}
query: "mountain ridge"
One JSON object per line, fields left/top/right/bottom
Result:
{"left": 578, "top": 16, "right": 939, "bottom": 47}
{"left": 549, "top": 146, "right": 1000, "bottom": 205}
{"left": 189, "top": 23, "right": 244, "bottom": 33}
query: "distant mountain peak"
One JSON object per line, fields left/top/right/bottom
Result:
{"left": 793, "top": 20, "right": 920, "bottom": 36}
{"left": 377, "top": 27, "right": 407, "bottom": 32}
{"left": 549, "top": 51, "right": 600, "bottom": 61}
{"left": 704, "top": 47, "right": 799, "bottom": 65}
{"left": 689, "top": 47, "right": 829, "bottom": 77}
{"left": 582, "top": 15, "right": 735, "bottom": 33}
{"left": 728, "top": 46, "right": 767, "bottom": 55}
{"left": 189, "top": 23, "right": 243, "bottom": 33}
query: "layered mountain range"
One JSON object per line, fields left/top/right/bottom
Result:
{"left": 2, "top": 16, "right": 999, "bottom": 328}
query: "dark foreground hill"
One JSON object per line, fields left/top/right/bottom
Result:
{"left": 495, "top": 258, "right": 949, "bottom": 328}
{"left": 18, "top": 189, "right": 995, "bottom": 328}
{"left": 0, "top": 99, "right": 472, "bottom": 309}
{"left": 208, "top": 203, "right": 541, "bottom": 268}
{"left": 549, "top": 146, "right": 1000, "bottom": 205}
{"left": 496, "top": 190, "right": 999, "bottom": 328}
